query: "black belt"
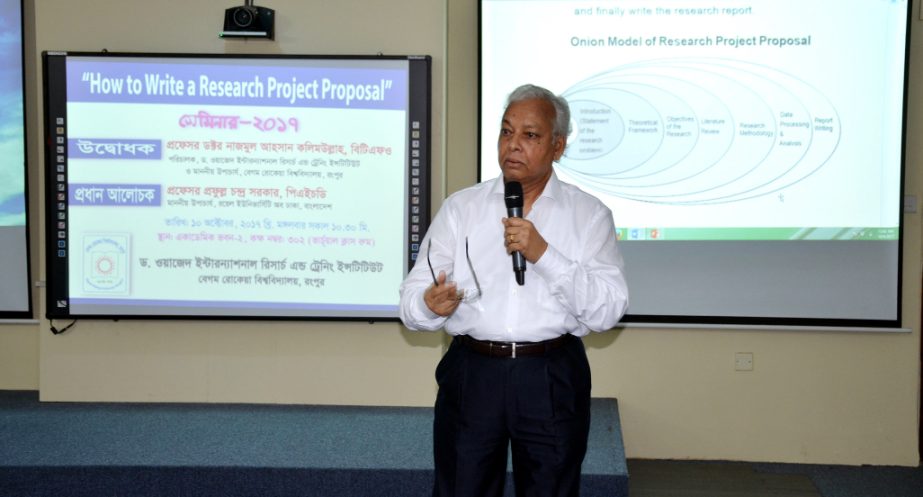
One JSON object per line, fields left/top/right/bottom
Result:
{"left": 456, "top": 334, "right": 570, "bottom": 358}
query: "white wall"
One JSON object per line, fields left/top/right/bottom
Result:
{"left": 0, "top": 0, "right": 917, "bottom": 466}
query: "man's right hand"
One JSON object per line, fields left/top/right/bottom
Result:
{"left": 424, "top": 271, "right": 461, "bottom": 316}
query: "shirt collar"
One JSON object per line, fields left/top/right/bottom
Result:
{"left": 490, "top": 169, "right": 561, "bottom": 203}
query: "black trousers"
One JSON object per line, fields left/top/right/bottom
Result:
{"left": 433, "top": 334, "right": 591, "bottom": 497}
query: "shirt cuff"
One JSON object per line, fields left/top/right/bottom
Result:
{"left": 531, "top": 243, "right": 570, "bottom": 283}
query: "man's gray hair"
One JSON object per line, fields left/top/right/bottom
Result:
{"left": 506, "top": 84, "right": 571, "bottom": 140}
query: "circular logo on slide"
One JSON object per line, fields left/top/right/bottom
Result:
{"left": 95, "top": 255, "right": 115, "bottom": 275}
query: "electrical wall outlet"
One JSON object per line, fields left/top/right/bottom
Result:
{"left": 735, "top": 352, "right": 754, "bottom": 371}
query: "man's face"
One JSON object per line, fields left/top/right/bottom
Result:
{"left": 497, "top": 98, "right": 565, "bottom": 189}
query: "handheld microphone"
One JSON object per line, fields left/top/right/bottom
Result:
{"left": 504, "top": 181, "right": 526, "bottom": 286}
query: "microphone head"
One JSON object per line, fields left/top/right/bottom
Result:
{"left": 504, "top": 181, "right": 524, "bottom": 208}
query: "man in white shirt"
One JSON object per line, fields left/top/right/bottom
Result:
{"left": 399, "top": 84, "right": 629, "bottom": 497}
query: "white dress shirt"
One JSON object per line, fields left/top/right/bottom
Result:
{"left": 399, "top": 172, "right": 629, "bottom": 342}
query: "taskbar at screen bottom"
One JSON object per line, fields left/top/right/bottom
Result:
{"left": 52, "top": 297, "right": 399, "bottom": 320}
{"left": 616, "top": 227, "right": 899, "bottom": 241}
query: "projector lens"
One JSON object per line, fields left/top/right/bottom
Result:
{"left": 232, "top": 8, "right": 255, "bottom": 28}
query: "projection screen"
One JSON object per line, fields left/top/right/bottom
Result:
{"left": 44, "top": 53, "right": 432, "bottom": 321}
{"left": 480, "top": 0, "right": 908, "bottom": 327}
{"left": 0, "top": 0, "right": 30, "bottom": 319}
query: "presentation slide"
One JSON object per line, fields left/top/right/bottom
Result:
{"left": 0, "top": 0, "right": 30, "bottom": 318}
{"left": 482, "top": 0, "right": 904, "bottom": 240}
{"left": 45, "top": 55, "right": 431, "bottom": 319}
{"left": 481, "top": 0, "right": 908, "bottom": 325}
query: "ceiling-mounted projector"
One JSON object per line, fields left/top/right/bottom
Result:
{"left": 220, "top": 1, "right": 274, "bottom": 40}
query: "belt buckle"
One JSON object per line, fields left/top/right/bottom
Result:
{"left": 511, "top": 342, "right": 517, "bottom": 359}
